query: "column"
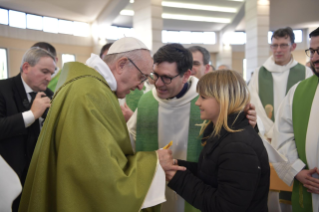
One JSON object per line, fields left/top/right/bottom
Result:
{"left": 245, "top": 0, "right": 270, "bottom": 81}
{"left": 133, "top": 0, "right": 163, "bottom": 53}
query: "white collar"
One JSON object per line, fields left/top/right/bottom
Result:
{"left": 85, "top": 54, "right": 117, "bottom": 91}
{"left": 21, "top": 75, "right": 34, "bottom": 94}
{"left": 263, "top": 55, "right": 298, "bottom": 73}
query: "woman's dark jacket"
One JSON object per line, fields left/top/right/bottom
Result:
{"left": 168, "top": 113, "right": 270, "bottom": 212}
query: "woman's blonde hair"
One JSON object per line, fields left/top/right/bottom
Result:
{"left": 197, "top": 70, "right": 250, "bottom": 137}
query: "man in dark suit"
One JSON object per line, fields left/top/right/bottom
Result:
{"left": 0, "top": 47, "right": 56, "bottom": 212}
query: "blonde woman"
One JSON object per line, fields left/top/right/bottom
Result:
{"left": 166, "top": 70, "right": 270, "bottom": 212}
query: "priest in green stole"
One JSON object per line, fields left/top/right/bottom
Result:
{"left": 272, "top": 27, "right": 319, "bottom": 212}
{"left": 19, "top": 37, "right": 186, "bottom": 212}
{"left": 248, "top": 27, "right": 313, "bottom": 210}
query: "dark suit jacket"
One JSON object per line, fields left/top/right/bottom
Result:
{"left": 0, "top": 74, "right": 53, "bottom": 185}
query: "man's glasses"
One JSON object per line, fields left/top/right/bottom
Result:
{"left": 127, "top": 58, "right": 152, "bottom": 83}
{"left": 150, "top": 72, "right": 181, "bottom": 85}
{"left": 270, "top": 44, "right": 290, "bottom": 49}
{"left": 305, "top": 49, "right": 319, "bottom": 58}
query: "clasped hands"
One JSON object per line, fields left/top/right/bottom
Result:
{"left": 296, "top": 167, "right": 319, "bottom": 194}
{"left": 157, "top": 149, "right": 186, "bottom": 181}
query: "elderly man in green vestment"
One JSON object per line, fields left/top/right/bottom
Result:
{"left": 272, "top": 27, "right": 319, "bottom": 212}
{"left": 19, "top": 37, "right": 185, "bottom": 212}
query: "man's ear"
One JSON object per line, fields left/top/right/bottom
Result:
{"left": 21, "top": 62, "right": 30, "bottom": 74}
{"left": 182, "top": 70, "right": 191, "bottom": 83}
{"left": 204, "top": 64, "right": 210, "bottom": 74}
{"left": 115, "top": 57, "right": 128, "bottom": 75}
{"left": 291, "top": 43, "right": 297, "bottom": 51}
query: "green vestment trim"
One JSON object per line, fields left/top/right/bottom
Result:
{"left": 126, "top": 86, "right": 145, "bottom": 111}
{"left": 258, "top": 63, "right": 305, "bottom": 121}
{"left": 48, "top": 69, "right": 61, "bottom": 92}
{"left": 136, "top": 91, "right": 202, "bottom": 212}
{"left": 19, "top": 62, "right": 157, "bottom": 212}
{"left": 291, "top": 75, "right": 318, "bottom": 212}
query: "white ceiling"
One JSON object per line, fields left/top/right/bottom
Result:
{"left": 0, "top": 0, "right": 318, "bottom": 32}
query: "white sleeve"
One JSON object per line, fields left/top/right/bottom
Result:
{"left": 0, "top": 155, "right": 22, "bottom": 211}
{"left": 248, "top": 68, "right": 274, "bottom": 139}
{"left": 141, "top": 159, "right": 166, "bottom": 209}
{"left": 272, "top": 83, "right": 305, "bottom": 186}
{"left": 127, "top": 109, "right": 138, "bottom": 152}
{"left": 22, "top": 110, "right": 35, "bottom": 128}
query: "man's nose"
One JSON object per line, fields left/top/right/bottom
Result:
{"left": 137, "top": 83, "right": 144, "bottom": 90}
{"left": 155, "top": 77, "right": 164, "bottom": 87}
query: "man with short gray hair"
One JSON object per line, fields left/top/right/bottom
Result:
{"left": 0, "top": 47, "right": 55, "bottom": 212}
{"left": 188, "top": 46, "right": 211, "bottom": 79}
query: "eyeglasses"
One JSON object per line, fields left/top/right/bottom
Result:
{"left": 305, "top": 48, "right": 319, "bottom": 58}
{"left": 151, "top": 72, "right": 181, "bottom": 85}
{"left": 127, "top": 58, "right": 151, "bottom": 83}
{"left": 270, "top": 44, "right": 290, "bottom": 49}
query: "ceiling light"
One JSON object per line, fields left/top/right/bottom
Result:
{"left": 162, "top": 1, "right": 237, "bottom": 13}
{"left": 162, "top": 13, "right": 231, "bottom": 23}
{"left": 120, "top": 10, "right": 230, "bottom": 23}
{"left": 120, "top": 10, "right": 135, "bottom": 16}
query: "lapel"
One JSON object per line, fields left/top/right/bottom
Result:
{"left": 12, "top": 74, "right": 30, "bottom": 111}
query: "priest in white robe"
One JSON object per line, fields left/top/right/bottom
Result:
{"left": 272, "top": 27, "right": 319, "bottom": 212}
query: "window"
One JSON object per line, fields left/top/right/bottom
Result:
{"left": 58, "top": 20, "right": 74, "bottom": 35}
{"left": 230, "top": 32, "right": 246, "bottom": 45}
{"left": 9, "top": 10, "right": 26, "bottom": 29}
{"left": 27, "top": 14, "right": 43, "bottom": 30}
{"left": 0, "top": 8, "right": 8, "bottom": 25}
{"left": 0, "top": 48, "right": 8, "bottom": 80}
{"left": 43, "top": 17, "right": 58, "bottom": 33}
{"left": 268, "top": 30, "right": 303, "bottom": 43}
{"left": 62, "top": 54, "right": 75, "bottom": 67}
{"left": 162, "top": 30, "right": 216, "bottom": 44}
{"left": 104, "top": 26, "right": 135, "bottom": 40}
{"left": 73, "top": 22, "right": 90, "bottom": 37}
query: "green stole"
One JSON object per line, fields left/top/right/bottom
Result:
{"left": 258, "top": 63, "right": 305, "bottom": 121}
{"left": 136, "top": 91, "right": 203, "bottom": 212}
{"left": 291, "top": 75, "right": 319, "bottom": 211}
{"left": 48, "top": 69, "right": 61, "bottom": 92}
{"left": 126, "top": 86, "right": 145, "bottom": 111}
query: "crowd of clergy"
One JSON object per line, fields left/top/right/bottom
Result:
{"left": 0, "top": 25, "right": 319, "bottom": 212}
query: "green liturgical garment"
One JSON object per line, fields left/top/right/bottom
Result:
{"left": 19, "top": 62, "right": 158, "bottom": 212}
{"left": 136, "top": 91, "right": 202, "bottom": 212}
{"left": 258, "top": 63, "right": 305, "bottom": 121}
{"left": 291, "top": 75, "right": 319, "bottom": 212}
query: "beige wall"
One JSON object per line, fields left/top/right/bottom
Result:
{"left": 0, "top": 36, "right": 93, "bottom": 77}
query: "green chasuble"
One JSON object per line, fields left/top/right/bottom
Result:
{"left": 136, "top": 91, "right": 203, "bottom": 212}
{"left": 258, "top": 63, "right": 305, "bottom": 121}
{"left": 48, "top": 69, "right": 61, "bottom": 92}
{"left": 291, "top": 75, "right": 319, "bottom": 212}
{"left": 19, "top": 62, "right": 158, "bottom": 212}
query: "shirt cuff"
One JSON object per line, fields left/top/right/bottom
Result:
{"left": 22, "top": 110, "right": 35, "bottom": 128}
{"left": 283, "top": 159, "right": 305, "bottom": 186}
{"left": 141, "top": 160, "right": 166, "bottom": 209}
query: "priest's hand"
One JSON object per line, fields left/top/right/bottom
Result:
{"left": 31, "top": 92, "right": 51, "bottom": 120}
{"left": 245, "top": 103, "right": 257, "bottom": 128}
{"left": 157, "top": 149, "right": 186, "bottom": 173}
{"left": 120, "top": 103, "right": 133, "bottom": 122}
{"left": 296, "top": 168, "right": 319, "bottom": 194}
